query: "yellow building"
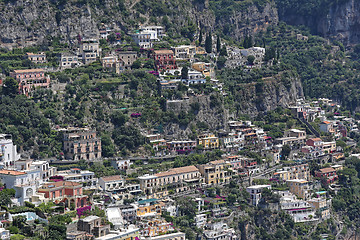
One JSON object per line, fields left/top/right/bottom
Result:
{"left": 273, "top": 170, "right": 290, "bottom": 181}
{"left": 286, "top": 179, "right": 310, "bottom": 200}
{"left": 308, "top": 198, "right": 331, "bottom": 220}
{"left": 139, "top": 218, "right": 173, "bottom": 237}
{"left": 197, "top": 160, "right": 233, "bottom": 185}
{"left": 136, "top": 199, "right": 164, "bottom": 217}
{"left": 198, "top": 133, "right": 219, "bottom": 150}
{"left": 192, "top": 62, "right": 211, "bottom": 77}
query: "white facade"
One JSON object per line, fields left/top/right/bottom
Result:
{"left": 111, "top": 159, "right": 132, "bottom": 170}
{"left": 0, "top": 170, "right": 41, "bottom": 205}
{"left": 132, "top": 30, "right": 157, "bottom": 49}
{"left": 0, "top": 134, "right": 20, "bottom": 168}
{"left": 140, "top": 26, "right": 165, "bottom": 38}
{"left": 56, "top": 168, "right": 97, "bottom": 187}
{"left": 0, "top": 228, "right": 9, "bottom": 240}
{"left": 16, "top": 160, "right": 56, "bottom": 180}
{"left": 99, "top": 175, "right": 125, "bottom": 192}
{"left": 246, "top": 185, "right": 271, "bottom": 206}
{"left": 60, "top": 53, "right": 79, "bottom": 69}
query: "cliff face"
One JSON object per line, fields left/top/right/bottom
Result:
{"left": 279, "top": 0, "right": 360, "bottom": 45}
{"left": 164, "top": 76, "right": 303, "bottom": 139}
{"left": 319, "top": 0, "right": 360, "bottom": 45}
{"left": 0, "top": 0, "right": 277, "bottom": 48}
{"left": 231, "top": 75, "right": 304, "bottom": 117}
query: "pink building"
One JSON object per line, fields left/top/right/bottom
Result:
{"left": 38, "top": 181, "right": 87, "bottom": 208}
{"left": 153, "top": 50, "right": 177, "bottom": 71}
{"left": 10, "top": 69, "right": 50, "bottom": 96}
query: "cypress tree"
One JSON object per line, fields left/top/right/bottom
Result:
{"left": 199, "top": 30, "right": 203, "bottom": 45}
{"left": 216, "top": 35, "right": 221, "bottom": 53}
{"left": 205, "top": 32, "right": 212, "bottom": 53}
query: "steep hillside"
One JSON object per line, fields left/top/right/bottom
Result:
{"left": 0, "top": 0, "right": 277, "bottom": 48}
{"left": 277, "top": 0, "right": 360, "bottom": 45}
{"left": 2, "top": 0, "right": 360, "bottom": 46}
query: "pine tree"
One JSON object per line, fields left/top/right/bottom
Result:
{"left": 216, "top": 35, "right": 221, "bottom": 53}
{"left": 205, "top": 32, "right": 212, "bottom": 53}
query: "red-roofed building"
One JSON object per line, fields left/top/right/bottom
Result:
{"left": 153, "top": 50, "right": 176, "bottom": 71}
{"left": 315, "top": 167, "right": 338, "bottom": 183}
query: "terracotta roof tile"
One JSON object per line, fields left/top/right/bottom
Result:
{"left": 13, "top": 69, "right": 44, "bottom": 73}
{"left": 155, "top": 166, "right": 198, "bottom": 178}
{"left": 0, "top": 170, "right": 26, "bottom": 176}
{"left": 318, "top": 167, "right": 335, "bottom": 173}
{"left": 100, "top": 175, "right": 123, "bottom": 182}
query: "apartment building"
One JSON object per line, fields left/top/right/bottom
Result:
{"left": 99, "top": 175, "right": 125, "bottom": 192}
{"left": 246, "top": 185, "right": 272, "bottom": 206}
{"left": 138, "top": 166, "right": 202, "bottom": 196}
{"left": 197, "top": 160, "right": 233, "bottom": 185}
{"left": 274, "top": 164, "right": 310, "bottom": 181}
{"left": 197, "top": 133, "right": 219, "bottom": 150}
{"left": 62, "top": 127, "right": 101, "bottom": 160}
{"left": 153, "top": 50, "right": 176, "bottom": 71}
{"left": 26, "top": 52, "right": 46, "bottom": 64}
{"left": 80, "top": 38, "right": 101, "bottom": 64}
{"left": 10, "top": 69, "right": 50, "bottom": 96}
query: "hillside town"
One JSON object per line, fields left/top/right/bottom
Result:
{"left": 0, "top": 22, "right": 359, "bottom": 240}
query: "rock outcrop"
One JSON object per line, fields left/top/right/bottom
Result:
{"left": 0, "top": 0, "right": 277, "bottom": 48}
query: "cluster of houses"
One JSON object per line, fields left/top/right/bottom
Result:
{"left": 247, "top": 162, "right": 342, "bottom": 223}
{"left": 4, "top": 24, "right": 266, "bottom": 98}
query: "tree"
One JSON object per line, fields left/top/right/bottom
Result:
{"left": 281, "top": 144, "right": 291, "bottom": 160}
{"left": 205, "top": 32, "right": 212, "bottom": 53}
{"left": 131, "top": 60, "right": 142, "bottom": 69}
{"left": 219, "top": 45, "right": 227, "bottom": 56}
{"left": 0, "top": 188, "right": 15, "bottom": 206}
{"left": 181, "top": 66, "right": 188, "bottom": 79}
{"left": 216, "top": 35, "right": 221, "bottom": 53}
{"left": 247, "top": 55, "right": 255, "bottom": 65}
{"left": 217, "top": 56, "right": 227, "bottom": 69}
{"left": 199, "top": 29, "right": 203, "bottom": 45}
{"left": 243, "top": 35, "right": 253, "bottom": 48}
{"left": 111, "top": 111, "right": 128, "bottom": 126}
{"left": 107, "top": 33, "right": 116, "bottom": 43}
{"left": 2, "top": 77, "right": 19, "bottom": 96}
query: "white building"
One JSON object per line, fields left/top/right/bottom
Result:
{"left": 0, "top": 169, "right": 41, "bottom": 205}
{"left": 203, "top": 222, "right": 236, "bottom": 240}
{"left": 0, "top": 228, "right": 10, "bottom": 240}
{"left": 195, "top": 214, "right": 207, "bottom": 228}
{"left": 144, "top": 232, "right": 186, "bottom": 240}
{"left": 60, "top": 52, "right": 79, "bottom": 69}
{"left": 56, "top": 168, "right": 97, "bottom": 187}
{"left": 80, "top": 38, "right": 101, "bottom": 64}
{"left": 106, "top": 206, "right": 125, "bottom": 230}
{"left": 131, "top": 30, "right": 159, "bottom": 49}
{"left": 278, "top": 191, "right": 318, "bottom": 223}
{"left": 99, "top": 175, "right": 125, "bottom": 192}
{"left": 140, "top": 26, "right": 165, "bottom": 38}
{"left": 111, "top": 159, "right": 132, "bottom": 171}
{"left": 0, "top": 134, "right": 20, "bottom": 168}
{"left": 15, "top": 159, "right": 56, "bottom": 180}
{"left": 246, "top": 185, "right": 271, "bottom": 206}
